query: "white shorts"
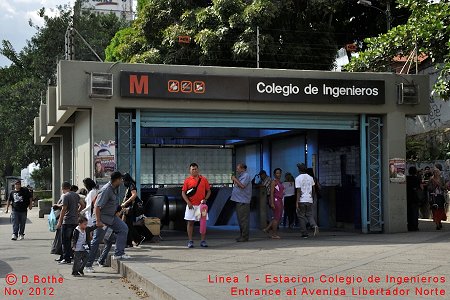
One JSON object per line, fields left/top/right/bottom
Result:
{"left": 184, "top": 205, "right": 209, "bottom": 221}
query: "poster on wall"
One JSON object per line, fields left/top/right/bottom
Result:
{"left": 94, "top": 140, "right": 116, "bottom": 186}
{"left": 389, "top": 158, "right": 406, "bottom": 183}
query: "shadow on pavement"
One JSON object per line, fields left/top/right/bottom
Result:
{"left": 0, "top": 260, "right": 14, "bottom": 277}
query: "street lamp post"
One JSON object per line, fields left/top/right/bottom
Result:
{"left": 357, "top": 0, "right": 391, "bottom": 31}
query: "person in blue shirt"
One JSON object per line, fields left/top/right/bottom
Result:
{"left": 231, "top": 163, "right": 252, "bottom": 242}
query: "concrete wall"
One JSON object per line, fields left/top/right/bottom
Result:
{"left": 73, "top": 110, "right": 91, "bottom": 187}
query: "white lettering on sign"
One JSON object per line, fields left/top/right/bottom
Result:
{"left": 256, "top": 81, "right": 379, "bottom": 99}
{"left": 322, "top": 84, "right": 379, "bottom": 98}
{"left": 256, "top": 82, "right": 300, "bottom": 97}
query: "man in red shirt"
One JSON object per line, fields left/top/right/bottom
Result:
{"left": 182, "top": 163, "right": 211, "bottom": 248}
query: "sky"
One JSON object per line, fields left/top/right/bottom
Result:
{"left": 0, "top": 0, "right": 76, "bottom": 67}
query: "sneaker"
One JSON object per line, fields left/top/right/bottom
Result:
{"left": 11, "top": 234, "right": 17, "bottom": 241}
{"left": 18, "top": 235, "right": 24, "bottom": 240}
{"left": 301, "top": 234, "right": 309, "bottom": 239}
{"left": 54, "top": 257, "right": 63, "bottom": 262}
{"left": 84, "top": 267, "right": 95, "bottom": 273}
{"left": 187, "top": 240, "right": 194, "bottom": 248}
{"left": 58, "top": 260, "right": 71, "bottom": 265}
{"left": 96, "top": 261, "right": 106, "bottom": 268}
{"left": 200, "top": 240, "right": 208, "bottom": 248}
{"left": 313, "top": 226, "right": 319, "bottom": 237}
{"left": 136, "top": 236, "right": 146, "bottom": 247}
{"left": 113, "top": 254, "right": 131, "bottom": 260}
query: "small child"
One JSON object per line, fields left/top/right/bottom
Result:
{"left": 72, "top": 216, "right": 90, "bottom": 277}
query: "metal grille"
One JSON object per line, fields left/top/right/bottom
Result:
{"left": 367, "top": 116, "right": 383, "bottom": 232}
{"left": 117, "top": 113, "right": 133, "bottom": 175}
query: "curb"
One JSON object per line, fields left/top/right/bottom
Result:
{"left": 111, "top": 257, "right": 207, "bottom": 300}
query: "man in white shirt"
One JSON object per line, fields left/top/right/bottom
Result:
{"left": 295, "top": 163, "right": 318, "bottom": 238}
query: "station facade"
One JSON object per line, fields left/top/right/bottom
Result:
{"left": 35, "top": 60, "right": 429, "bottom": 233}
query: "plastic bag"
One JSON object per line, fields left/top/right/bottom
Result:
{"left": 48, "top": 208, "right": 57, "bottom": 232}
{"left": 199, "top": 203, "right": 208, "bottom": 235}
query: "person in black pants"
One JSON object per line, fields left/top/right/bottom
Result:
{"left": 121, "top": 173, "right": 145, "bottom": 248}
{"left": 282, "top": 173, "right": 297, "bottom": 228}
{"left": 406, "top": 166, "right": 421, "bottom": 231}
{"left": 56, "top": 182, "right": 85, "bottom": 264}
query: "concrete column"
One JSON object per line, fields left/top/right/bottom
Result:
{"left": 52, "top": 140, "right": 61, "bottom": 203}
{"left": 383, "top": 111, "right": 407, "bottom": 233}
{"left": 60, "top": 127, "right": 72, "bottom": 184}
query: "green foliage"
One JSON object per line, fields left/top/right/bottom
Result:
{"left": 346, "top": 0, "right": 450, "bottom": 100}
{"left": 105, "top": 0, "right": 354, "bottom": 70}
{"left": 0, "top": 3, "right": 126, "bottom": 177}
{"left": 31, "top": 166, "right": 52, "bottom": 190}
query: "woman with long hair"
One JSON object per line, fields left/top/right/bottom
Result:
{"left": 121, "top": 173, "right": 146, "bottom": 247}
{"left": 80, "top": 178, "right": 98, "bottom": 237}
{"left": 283, "top": 173, "right": 297, "bottom": 228}
{"left": 428, "top": 169, "right": 447, "bottom": 230}
{"left": 263, "top": 168, "right": 284, "bottom": 239}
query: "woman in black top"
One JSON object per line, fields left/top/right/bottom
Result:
{"left": 121, "top": 174, "right": 145, "bottom": 247}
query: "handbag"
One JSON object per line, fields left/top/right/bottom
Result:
{"left": 186, "top": 177, "right": 202, "bottom": 197}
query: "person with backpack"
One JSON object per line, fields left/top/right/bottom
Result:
{"left": 181, "top": 163, "right": 211, "bottom": 248}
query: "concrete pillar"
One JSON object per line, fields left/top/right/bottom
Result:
{"left": 60, "top": 127, "right": 72, "bottom": 184}
{"left": 383, "top": 111, "right": 407, "bottom": 233}
{"left": 52, "top": 140, "right": 61, "bottom": 203}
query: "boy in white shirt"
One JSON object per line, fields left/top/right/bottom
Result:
{"left": 295, "top": 163, "right": 318, "bottom": 238}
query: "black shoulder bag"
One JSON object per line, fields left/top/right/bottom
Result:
{"left": 186, "top": 177, "right": 202, "bottom": 198}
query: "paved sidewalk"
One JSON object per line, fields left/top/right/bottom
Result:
{"left": 1, "top": 206, "right": 450, "bottom": 300}
{"left": 0, "top": 207, "right": 140, "bottom": 300}
{"left": 114, "top": 221, "right": 450, "bottom": 300}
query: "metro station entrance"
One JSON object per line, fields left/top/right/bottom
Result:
{"left": 116, "top": 110, "right": 376, "bottom": 232}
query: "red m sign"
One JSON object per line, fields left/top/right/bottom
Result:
{"left": 129, "top": 74, "right": 149, "bottom": 95}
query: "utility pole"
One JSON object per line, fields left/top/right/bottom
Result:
{"left": 386, "top": 0, "right": 391, "bottom": 32}
{"left": 256, "top": 26, "right": 260, "bottom": 68}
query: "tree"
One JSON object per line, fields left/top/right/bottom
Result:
{"left": 0, "top": 2, "right": 127, "bottom": 178}
{"left": 345, "top": 0, "right": 450, "bottom": 100}
{"left": 108, "top": 0, "right": 390, "bottom": 69}
{"left": 30, "top": 166, "right": 52, "bottom": 190}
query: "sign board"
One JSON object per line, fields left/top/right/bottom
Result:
{"left": 94, "top": 140, "right": 116, "bottom": 187}
{"left": 389, "top": 158, "right": 406, "bottom": 183}
{"left": 120, "top": 71, "right": 385, "bottom": 104}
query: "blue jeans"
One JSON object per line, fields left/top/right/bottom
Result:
{"left": 109, "top": 216, "right": 128, "bottom": 257}
{"left": 11, "top": 211, "right": 27, "bottom": 236}
{"left": 61, "top": 224, "right": 77, "bottom": 261}
{"left": 98, "top": 233, "right": 115, "bottom": 265}
{"left": 86, "top": 223, "right": 106, "bottom": 268}
{"left": 86, "top": 216, "right": 128, "bottom": 267}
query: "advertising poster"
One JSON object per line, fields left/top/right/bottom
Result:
{"left": 93, "top": 140, "right": 116, "bottom": 186}
{"left": 389, "top": 158, "right": 406, "bottom": 183}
